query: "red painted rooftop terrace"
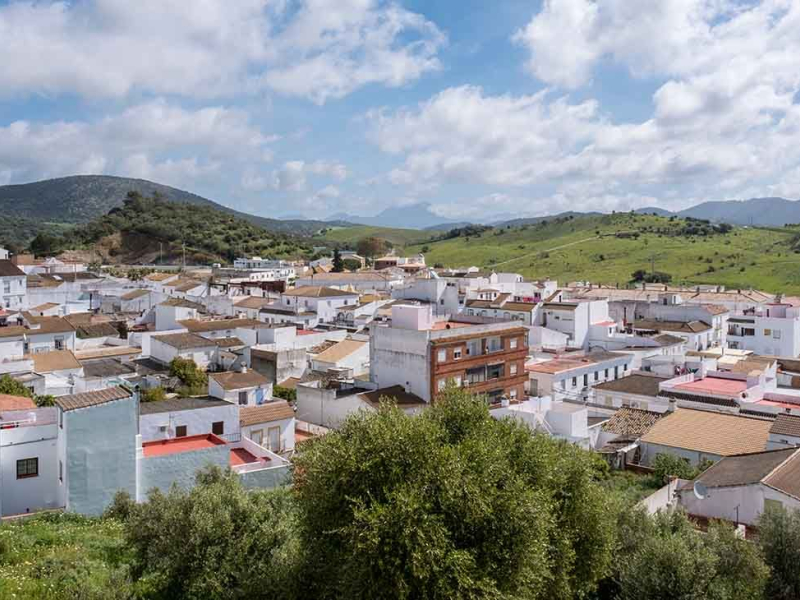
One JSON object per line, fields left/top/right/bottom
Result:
{"left": 141, "top": 434, "right": 268, "bottom": 467}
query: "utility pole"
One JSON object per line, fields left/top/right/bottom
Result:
{"left": 182, "top": 243, "right": 186, "bottom": 270}
{"left": 159, "top": 242, "right": 163, "bottom": 266}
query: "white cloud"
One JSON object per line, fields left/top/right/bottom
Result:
{"left": 0, "top": 0, "right": 443, "bottom": 103}
{"left": 0, "top": 100, "right": 274, "bottom": 187}
{"left": 267, "top": 159, "right": 349, "bottom": 192}
{"left": 368, "top": 2, "right": 800, "bottom": 219}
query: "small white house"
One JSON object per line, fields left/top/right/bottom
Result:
{"left": 310, "top": 338, "right": 369, "bottom": 376}
{"left": 240, "top": 400, "right": 296, "bottom": 454}
{"left": 209, "top": 369, "right": 272, "bottom": 406}
{"left": 676, "top": 448, "right": 800, "bottom": 526}
{"left": 139, "top": 397, "right": 239, "bottom": 442}
{"left": 0, "top": 260, "right": 27, "bottom": 311}
{"left": 150, "top": 332, "right": 218, "bottom": 370}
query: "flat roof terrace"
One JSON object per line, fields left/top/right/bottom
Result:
{"left": 673, "top": 377, "right": 749, "bottom": 397}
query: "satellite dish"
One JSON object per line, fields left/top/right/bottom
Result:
{"left": 693, "top": 481, "right": 709, "bottom": 500}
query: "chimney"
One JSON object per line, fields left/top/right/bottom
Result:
{"left": 667, "top": 397, "right": 677, "bottom": 413}
{"left": 240, "top": 364, "right": 247, "bottom": 374}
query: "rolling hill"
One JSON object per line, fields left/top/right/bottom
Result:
{"left": 37, "top": 192, "right": 311, "bottom": 265}
{"left": 406, "top": 213, "right": 800, "bottom": 295}
{"left": 0, "top": 175, "right": 347, "bottom": 236}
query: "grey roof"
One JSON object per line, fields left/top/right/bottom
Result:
{"left": 139, "top": 396, "right": 232, "bottom": 415}
{"left": 593, "top": 373, "right": 668, "bottom": 397}
{"left": 80, "top": 359, "right": 137, "bottom": 379}
{"left": 694, "top": 448, "right": 798, "bottom": 489}
{"left": 151, "top": 332, "right": 217, "bottom": 350}
{"left": 653, "top": 333, "right": 686, "bottom": 346}
{"left": 55, "top": 387, "right": 132, "bottom": 412}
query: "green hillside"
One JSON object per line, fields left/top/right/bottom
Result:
{"left": 408, "top": 213, "right": 800, "bottom": 294}
{"left": 0, "top": 175, "right": 345, "bottom": 236}
{"left": 32, "top": 192, "right": 310, "bottom": 265}
{"left": 315, "top": 225, "right": 435, "bottom": 247}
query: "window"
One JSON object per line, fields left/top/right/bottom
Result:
{"left": 59, "top": 409, "right": 63, "bottom": 429}
{"left": 437, "top": 349, "right": 447, "bottom": 363}
{"left": 510, "top": 338, "right": 518, "bottom": 349}
{"left": 452, "top": 375, "right": 462, "bottom": 387}
{"left": 251, "top": 429, "right": 264, "bottom": 445}
{"left": 238, "top": 391, "right": 248, "bottom": 405}
{"left": 212, "top": 421, "right": 224, "bottom": 435}
{"left": 438, "top": 379, "right": 447, "bottom": 392}
{"left": 453, "top": 348, "right": 462, "bottom": 360}
{"left": 604, "top": 396, "right": 613, "bottom": 407}
{"left": 624, "top": 364, "right": 629, "bottom": 372}
{"left": 509, "top": 389, "right": 518, "bottom": 399}
{"left": 175, "top": 425, "right": 187, "bottom": 437}
{"left": 774, "top": 330, "right": 782, "bottom": 339}
{"left": 487, "top": 364, "right": 504, "bottom": 380}
{"left": 571, "top": 376, "right": 577, "bottom": 387}
{"left": 54, "top": 336, "right": 64, "bottom": 350}
{"left": 16, "top": 458, "right": 38, "bottom": 479}
{"left": 583, "top": 373, "right": 588, "bottom": 387}
{"left": 594, "top": 371, "right": 599, "bottom": 381}
{"left": 510, "top": 364, "right": 518, "bottom": 376}
{"left": 604, "top": 368, "right": 609, "bottom": 378}
{"left": 3, "top": 281, "right": 10, "bottom": 294}
{"left": 59, "top": 460, "right": 63, "bottom": 483}
{"left": 487, "top": 336, "right": 502, "bottom": 352}
{"left": 764, "top": 329, "right": 772, "bottom": 336}
{"left": 267, "top": 426, "right": 282, "bottom": 452}
{"left": 467, "top": 340, "right": 481, "bottom": 356}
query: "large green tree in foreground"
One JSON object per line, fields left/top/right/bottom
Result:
{"left": 293, "top": 388, "right": 617, "bottom": 600}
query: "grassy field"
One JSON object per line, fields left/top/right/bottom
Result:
{"left": 314, "top": 225, "right": 435, "bottom": 247}
{"left": 406, "top": 213, "right": 800, "bottom": 294}
{"left": 0, "top": 512, "right": 131, "bottom": 598}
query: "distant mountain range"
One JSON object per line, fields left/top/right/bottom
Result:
{"left": 634, "top": 197, "right": 800, "bottom": 226}
{"left": 328, "top": 203, "right": 462, "bottom": 230}
{"left": 0, "top": 175, "right": 347, "bottom": 236}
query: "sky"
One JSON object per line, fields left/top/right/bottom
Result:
{"left": 2, "top": 0, "right": 800, "bottom": 223}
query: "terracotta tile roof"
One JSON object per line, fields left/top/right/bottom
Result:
{"left": 31, "top": 350, "right": 81, "bottom": 373}
{"left": 121, "top": 289, "right": 150, "bottom": 300}
{"left": 0, "top": 394, "right": 37, "bottom": 411}
{"left": 702, "top": 304, "right": 730, "bottom": 315}
{"left": 178, "top": 318, "right": 269, "bottom": 333}
{"left": 301, "top": 271, "right": 396, "bottom": 282}
{"left": 144, "top": 272, "right": 178, "bottom": 282}
{"left": 763, "top": 450, "right": 800, "bottom": 500}
{"left": 542, "top": 302, "right": 578, "bottom": 311}
{"left": 731, "top": 357, "right": 776, "bottom": 375}
{"left": 358, "top": 385, "right": 426, "bottom": 408}
{"left": 0, "top": 260, "right": 25, "bottom": 277}
{"left": 240, "top": 400, "right": 294, "bottom": 426}
{"left": 210, "top": 370, "right": 269, "bottom": 390}
{"left": 171, "top": 279, "right": 204, "bottom": 292}
{"left": 234, "top": 296, "right": 275, "bottom": 310}
{"left": 770, "top": 414, "right": 800, "bottom": 438}
{"left": 653, "top": 333, "right": 686, "bottom": 346}
{"left": 152, "top": 332, "right": 217, "bottom": 350}
{"left": 30, "top": 302, "right": 59, "bottom": 312}
{"left": 633, "top": 319, "right": 711, "bottom": 333}
{"left": 213, "top": 337, "right": 245, "bottom": 348}
{"left": 278, "top": 377, "right": 300, "bottom": 389}
{"left": 641, "top": 409, "right": 771, "bottom": 456}
{"left": 55, "top": 386, "right": 132, "bottom": 412}
{"left": 22, "top": 314, "right": 76, "bottom": 335}
{"left": 594, "top": 373, "right": 668, "bottom": 397}
{"left": 693, "top": 448, "right": 798, "bottom": 489}
{"left": 282, "top": 286, "right": 357, "bottom": 298}
{"left": 159, "top": 297, "right": 204, "bottom": 310}
{"left": 312, "top": 339, "right": 366, "bottom": 364}
{"left": 73, "top": 321, "right": 120, "bottom": 339}
{"left": 601, "top": 407, "right": 663, "bottom": 436}
{"left": 526, "top": 351, "right": 630, "bottom": 375}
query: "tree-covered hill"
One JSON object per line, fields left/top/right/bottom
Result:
{"left": 0, "top": 175, "right": 347, "bottom": 235}
{"left": 31, "top": 192, "right": 311, "bottom": 265}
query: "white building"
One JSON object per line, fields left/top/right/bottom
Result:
{"left": 676, "top": 448, "right": 800, "bottom": 526}
{"left": 0, "top": 260, "right": 27, "bottom": 311}
{"left": 392, "top": 277, "right": 459, "bottom": 316}
{"left": 208, "top": 369, "right": 273, "bottom": 406}
{"left": 139, "top": 396, "right": 240, "bottom": 442}
{"left": 149, "top": 332, "right": 219, "bottom": 369}
{"left": 526, "top": 351, "right": 633, "bottom": 400}
{"left": 727, "top": 303, "right": 800, "bottom": 357}
{"left": 240, "top": 401, "right": 296, "bottom": 455}
{"left": 310, "top": 338, "right": 370, "bottom": 376}
{"left": 277, "top": 286, "right": 359, "bottom": 324}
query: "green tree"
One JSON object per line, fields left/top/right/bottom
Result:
{"left": 273, "top": 385, "right": 297, "bottom": 402}
{"left": 169, "top": 357, "right": 208, "bottom": 394}
{"left": 758, "top": 505, "right": 800, "bottom": 600}
{"left": 332, "top": 248, "right": 344, "bottom": 273}
{"left": 122, "top": 467, "right": 301, "bottom": 599}
{"left": 293, "top": 387, "right": 616, "bottom": 599}
{"left": 140, "top": 387, "right": 167, "bottom": 403}
{"left": 356, "top": 237, "right": 390, "bottom": 262}
{"left": 0, "top": 374, "right": 33, "bottom": 398}
{"left": 651, "top": 453, "right": 696, "bottom": 485}
{"left": 615, "top": 510, "right": 767, "bottom": 600}
{"left": 342, "top": 258, "right": 362, "bottom": 272}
